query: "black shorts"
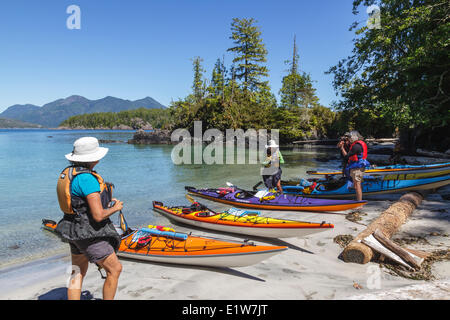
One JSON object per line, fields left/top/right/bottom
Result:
{"left": 262, "top": 168, "right": 282, "bottom": 189}
{"left": 69, "top": 238, "right": 114, "bottom": 263}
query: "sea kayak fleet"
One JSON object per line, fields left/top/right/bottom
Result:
{"left": 42, "top": 161, "right": 450, "bottom": 268}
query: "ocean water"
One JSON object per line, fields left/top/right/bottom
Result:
{"left": 0, "top": 129, "right": 341, "bottom": 268}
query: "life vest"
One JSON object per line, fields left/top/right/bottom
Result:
{"left": 348, "top": 140, "right": 368, "bottom": 164}
{"left": 344, "top": 140, "right": 370, "bottom": 179}
{"left": 56, "top": 166, "right": 112, "bottom": 215}
{"left": 54, "top": 166, "right": 120, "bottom": 250}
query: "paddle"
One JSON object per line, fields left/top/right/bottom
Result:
{"left": 109, "top": 200, "right": 131, "bottom": 235}
{"left": 226, "top": 181, "right": 256, "bottom": 197}
{"left": 119, "top": 210, "right": 128, "bottom": 233}
{"left": 252, "top": 181, "right": 263, "bottom": 191}
{"left": 185, "top": 194, "right": 217, "bottom": 215}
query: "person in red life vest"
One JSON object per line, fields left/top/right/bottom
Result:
{"left": 55, "top": 137, "right": 124, "bottom": 300}
{"left": 339, "top": 131, "right": 370, "bottom": 201}
{"left": 337, "top": 132, "right": 351, "bottom": 174}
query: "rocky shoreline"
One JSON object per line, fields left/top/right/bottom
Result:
{"left": 127, "top": 129, "right": 173, "bottom": 144}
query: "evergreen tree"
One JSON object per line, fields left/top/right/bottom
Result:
{"left": 210, "top": 57, "right": 226, "bottom": 99}
{"left": 191, "top": 56, "right": 206, "bottom": 102}
{"left": 227, "top": 18, "right": 269, "bottom": 93}
{"left": 280, "top": 36, "right": 319, "bottom": 109}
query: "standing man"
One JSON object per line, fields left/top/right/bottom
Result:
{"left": 337, "top": 132, "right": 351, "bottom": 175}
{"left": 338, "top": 131, "right": 370, "bottom": 201}
{"left": 261, "top": 139, "right": 285, "bottom": 194}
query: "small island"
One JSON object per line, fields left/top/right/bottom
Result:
{"left": 0, "top": 118, "right": 42, "bottom": 129}
{"left": 57, "top": 108, "right": 170, "bottom": 131}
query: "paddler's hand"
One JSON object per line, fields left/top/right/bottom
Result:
{"left": 111, "top": 198, "right": 124, "bottom": 212}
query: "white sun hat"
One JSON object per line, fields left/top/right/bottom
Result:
{"left": 65, "top": 137, "right": 109, "bottom": 162}
{"left": 265, "top": 139, "right": 279, "bottom": 148}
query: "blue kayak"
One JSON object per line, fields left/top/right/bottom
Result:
{"left": 282, "top": 174, "right": 450, "bottom": 199}
{"left": 306, "top": 162, "right": 450, "bottom": 179}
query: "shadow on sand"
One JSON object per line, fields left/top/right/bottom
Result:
{"left": 38, "top": 288, "right": 96, "bottom": 300}
{"left": 118, "top": 257, "right": 266, "bottom": 282}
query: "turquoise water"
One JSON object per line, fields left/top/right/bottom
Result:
{"left": 0, "top": 129, "right": 340, "bottom": 267}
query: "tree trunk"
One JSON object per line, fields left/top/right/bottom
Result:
{"left": 341, "top": 192, "right": 424, "bottom": 264}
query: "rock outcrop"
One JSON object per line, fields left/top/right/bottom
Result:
{"left": 128, "top": 129, "right": 173, "bottom": 144}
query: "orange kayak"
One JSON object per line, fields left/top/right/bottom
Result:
{"left": 41, "top": 219, "right": 287, "bottom": 268}
{"left": 153, "top": 201, "right": 334, "bottom": 238}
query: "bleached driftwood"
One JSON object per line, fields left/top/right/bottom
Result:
{"left": 361, "top": 235, "right": 412, "bottom": 270}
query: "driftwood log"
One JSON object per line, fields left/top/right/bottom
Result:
{"left": 342, "top": 192, "right": 424, "bottom": 264}
{"left": 372, "top": 229, "right": 423, "bottom": 269}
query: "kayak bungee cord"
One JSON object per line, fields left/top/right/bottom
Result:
{"left": 168, "top": 205, "right": 280, "bottom": 226}
{"left": 165, "top": 204, "right": 316, "bottom": 226}
{"left": 123, "top": 228, "right": 256, "bottom": 253}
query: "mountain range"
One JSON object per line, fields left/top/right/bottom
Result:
{"left": 0, "top": 95, "right": 166, "bottom": 128}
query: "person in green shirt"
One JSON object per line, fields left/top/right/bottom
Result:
{"left": 261, "top": 140, "right": 284, "bottom": 193}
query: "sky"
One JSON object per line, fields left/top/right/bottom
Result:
{"left": 0, "top": 0, "right": 369, "bottom": 112}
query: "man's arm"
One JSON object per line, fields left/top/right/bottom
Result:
{"left": 278, "top": 151, "right": 285, "bottom": 164}
{"left": 344, "top": 143, "right": 363, "bottom": 162}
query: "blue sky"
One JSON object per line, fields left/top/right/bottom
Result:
{"left": 0, "top": 0, "right": 368, "bottom": 112}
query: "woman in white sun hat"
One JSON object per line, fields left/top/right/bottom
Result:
{"left": 261, "top": 139, "right": 285, "bottom": 193}
{"left": 55, "top": 137, "right": 123, "bottom": 300}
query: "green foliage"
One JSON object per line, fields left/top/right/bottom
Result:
{"left": 327, "top": 0, "right": 450, "bottom": 141}
{"left": 209, "top": 57, "right": 226, "bottom": 98}
{"left": 329, "top": 106, "right": 396, "bottom": 139}
{"left": 60, "top": 108, "right": 172, "bottom": 129}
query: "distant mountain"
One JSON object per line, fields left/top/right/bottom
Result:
{"left": 0, "top": 117, "right": 42, "bottom": 128}
{"left": 0, "top": 95, "right": 166, "bottom": 128}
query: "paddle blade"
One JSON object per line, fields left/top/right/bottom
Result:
{"left": 119, "top": 212, "right": 128, "bottom": 233}
{"left": 185, "top": 194, "right": 196, "bottom": 204}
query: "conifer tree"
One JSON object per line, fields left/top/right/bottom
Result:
{"left": 191, "top": 56, "right": 206, "bottom": 102}
{"left": 280, "top": 35, "right": 319, "bottom": 109}
{"left": 210, "top": 57, "right": 226, "bottom": 99}
{"left": 227, "top": 18, "right": 269, "bottom": 93}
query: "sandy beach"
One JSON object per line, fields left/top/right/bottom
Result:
{"left": 1, "top": 192, "right": 449, "bottom": 301}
